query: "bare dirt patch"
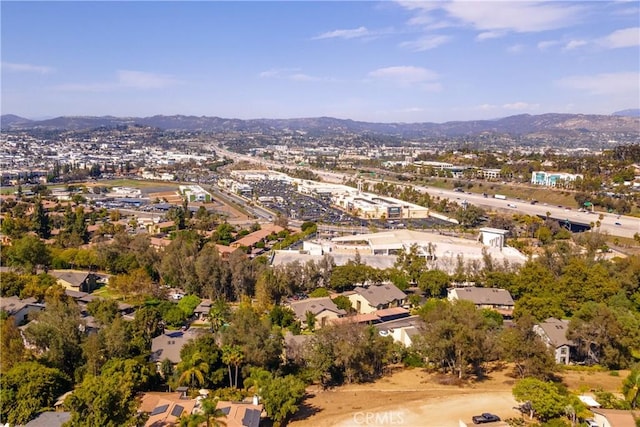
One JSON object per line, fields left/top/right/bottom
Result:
{"left": 289, "top": 366, "right": 626, "bottom": 427}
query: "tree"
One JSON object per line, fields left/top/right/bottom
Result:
{"left": 86, "top": 298, "right": 119, "bottom": 325}
{"left": 0, "top": 361, "right": 70, "bottom": 425}
{"left": 0, "top": 317, "right": 27, "bottom": 373}
{"left": 394, "top": 244, "right": 427, "bottom": 285}
{"left": 23, "top": 294, "right": 84, "bottom": 376}
{"left": 261, "top": 375, "right": 306, "bottom": 427}
{"left": 199, "top": 398, "right": 228, "bottom": 427}
{"left": 221, "top": 345, "right": 244, "bottom": 388}
{"left": 305, "top": 311, "right": 316, "bottom": 332}
{"left": 221, "top": 304, "right": 283, "bottom": 371}
{"left": 417, "top": 269, "right": 450, "bottom": 297}
{"left": 100, "top": 358, "right": 154, "bottom": 392}
{"left": 31, "top": 197, "right": 51, "bottom": 239}
{"left": 112, "top": 267, "right": 156, "bottom": 302}
{"left": 512, "top": 378, "right": 568, "bottom": 421}
{"left": 305, "top": 322, "right": 397, "bottom": 387}
{"left": 160, "top": 358, "right": 174, "bottom": 382}
{"left": 455, "top": 204, "right": 485, "bottom": 228}
{"left": 178, "top": 351, "right": 210, "bottom": 388}
{"left": 177, "top": 294, "right": 201, "bottom": 317}
{"left": 131, "top": 306, "right": 164, "bottom": 346}
{"left": 179, "top": 334, "right": 225, "bottom": 389}
{"left": 64, "top": 371, "right": 139, "bottom": 427}
{"left": 622, "top": 366, "right": 640, "bottom": 409}
{"left": 414, "top": 299, "right": 491, "bottom": 379}
{"left": 568, "top": 302, "right": 633, "bottom": 369}
{"left": 499, "top": 315, "right": 556, "bottom": 380}
{"left": 159, "top": 231, "right": 200, "bottom": 293}
{"left": 331, "top": 295, "right": 353, "bottom": 312}
{"left": 195, "top": 244, "right": 231, "bottom": 300}
{"left": 5, "top": 234, "right": 51, "bottom": 274}
{"left": 208, "top": 299, "right": 231, "bottom": 334}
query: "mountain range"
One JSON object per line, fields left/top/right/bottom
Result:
{"left": 1, "top": 112, "right": 639, "bottom": 139}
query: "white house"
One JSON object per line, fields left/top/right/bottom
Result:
{"left": 0, "top": 296, "right": 45, "bottom": 325}
{"left": 533, "top": 318, "right": 575, "bottom": 365}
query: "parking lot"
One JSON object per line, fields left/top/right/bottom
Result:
{"left": 251, "top": 180, "right": 454, "bottom": 229}
{"left": 252, "top": 180, "right": 356, "bottom": 224}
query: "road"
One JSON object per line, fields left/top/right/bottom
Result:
{"left": 214, "top": 144, "right": 640, "bottom": 239}
{"left": 418, "top": 186, "right": 640, "bottom": 239}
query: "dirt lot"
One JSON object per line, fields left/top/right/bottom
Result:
{"left": 289, "top": 366, "right": 628, "bottom": 427}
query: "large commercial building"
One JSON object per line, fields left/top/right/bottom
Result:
{"left": 271, "top": 229, "right": 526, "bottom": 273}
{"left": 531, "top": 171, "right": 583, "bottom": 187}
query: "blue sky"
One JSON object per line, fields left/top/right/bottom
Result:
{"left": 2, "top": 1, "right": 639, "bottom": 123}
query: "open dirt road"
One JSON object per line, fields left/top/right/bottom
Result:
{"left": 289, "top": 366, "right": 627, "bottom": 427}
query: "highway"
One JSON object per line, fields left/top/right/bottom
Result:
{"left": 213, "top": 145, "right": 640, "bottom": 239}
{"left": 415, "top": 186, "right": 640, "bottom": 239}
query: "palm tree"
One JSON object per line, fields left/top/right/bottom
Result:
{"left": 221, "top": 345, "right": 244, "bottom": 388}
{"left": 623, "top": 369, "right": 640, "bottom": 409}
{"left": 200, "top": 398, "right": 228, "bottom": 427}
{"left": 208, "top": 299, "right": 230, "bottom": 334}
{"left": 177, "top": 351, "right": 209, "bottom": 388}
{"left": 179, "top": 413, "right": 206, "bottom": 427}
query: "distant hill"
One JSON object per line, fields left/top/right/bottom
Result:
{"left": 1, "top": 113, "right": 639, "bottom": 139}
{"left": 0, "top": 114, "right": 33, "bottom": 128}
{"left": 613, "top": 109, "right": 640, "bottom": 118}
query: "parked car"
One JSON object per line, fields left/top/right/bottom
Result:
{"left": 584, "top": 419, "right": 598, "bottom": 427}
{"left": 472, "top": 413, "right": 501, "bottom": 424}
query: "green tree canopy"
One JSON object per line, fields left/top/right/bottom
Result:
{"left": 414, "top": 299, "right": 493, "bottom": 379}
{"left": 0, "top": 361, "right": 70, "bottom": 425}
{"left": 5, "top": 235, "right": 51, "bottom": 274}
{"left": 64, "top": 371, "right": 139, "bottom": 427}
{"left": 512, "top": 378, "right": 568, "bottom": 421}
{"left": 261, "top": 374, "right": 306, "bottom": 427}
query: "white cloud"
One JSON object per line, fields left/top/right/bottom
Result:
{"left": 537, "top": 40, "right": 560, "bottom": 51}
{"left": 564, "top": 39, "right": 588, "bottom": 50}
{"left": 258, "top": 68, "right": 332, "bottom": 82}
{"left": 556, "top": 71, "right": 640, "bottom": 95}
{"left": 289, "top": 73, "right": 320, "bottom": 82}
{"left": 474, "top": 102, "right": 539, "bottom": 111}
{"left": 503, "top": 102, "right": 540, "bottom": 110}
{"left": 476, "top": 104, "right": 498, "bottom": 111}
{"left": 2, "top": 62, "right": 54, "bottom": 74}
{"left": 259, "top": 69, "right": 281, "bottom": 78}
{"left": 259, "top": 68, "right": 301, "bottom": 79}
{"left": 399, "top": 35, "right": 451, "bottom": 51}
{"left": 507, "top": 44, "right": 525, "bottom": 54}
{"left": 54, "top": 70, "right": 180, "bottom": 92}
{"left": 396, "top": 1, "right": 584, "bottom": 38}
{"left": 476, "top": 31, "right": 504, "bottom": 41}
{"left": 598, "top": 27, "right": 640, "bottom": 48}
{"left": 367, "top": 66, "right": 441, "bottom": 90}
{"left": 313, "top": 26, "right": 370, "bottom": 40}
{"left": 443, "top": 1, "right": 583, "bottom": 33}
